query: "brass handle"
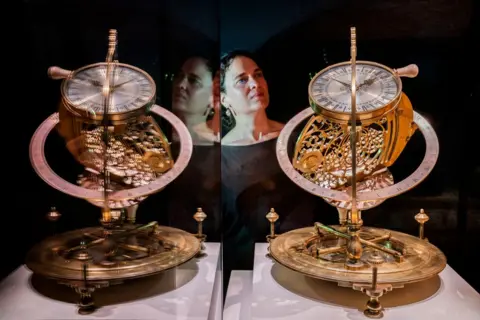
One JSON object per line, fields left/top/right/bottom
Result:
{"left": 395, "top": 64, "right": 419, "bottom": 78}
{"left": 48, "top": 66, "right": 72, "bottom": 80}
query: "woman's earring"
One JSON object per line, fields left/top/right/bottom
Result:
{"left": 204, "top": 105, "right": 213, "bottom": 116}
{"left": 227, "top": 105, "right": 237, "bottom": 117}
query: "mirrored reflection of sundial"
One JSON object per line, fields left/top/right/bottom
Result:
{"left": 26, "top": 29, "right": 205, "bottom": 315}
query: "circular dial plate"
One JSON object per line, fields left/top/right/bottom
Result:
{"left": 64, "top": 64, "right": 155, "bottom": 114}
{"left": 26, "top": 225, "right": 201, "bottom": 281}
{"left": 269, "top": 226, "right": 446, "bottom": 285}
{"left": 310, "top": 63, "right": 399, "bottom": 113}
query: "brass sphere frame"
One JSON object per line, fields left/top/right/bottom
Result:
{"left": 276, "top": 107, "right": 439, "bottom": 203}
{"left": 29, "top": 105, "right": 193, "bottom": 201}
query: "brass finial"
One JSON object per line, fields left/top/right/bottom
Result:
{"left": 266, "top": 208, "right": 279, "bottom": 223}
{"left": 46, "top": 206, "right": 61, "bottom": 222}
{"left": 266, "top": 208, "right": 279, "bottom": 240}
{"left": 193, "top": 208, "right": 207, "bottom": 244}
{"left": 194, "top": 208, "right": 207, "bottom": 222}
{"left": 106, "top": 29, "right": 118, "bottom": 63}
{"left": 415, "top": 209, "right": 429, "bottom": 240}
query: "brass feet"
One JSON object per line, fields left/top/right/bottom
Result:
{"left": 353, "top": 265, "right": 393, "bottom": 319}
{"left": 77, "top": 287, "right": 96, "bottom": 315}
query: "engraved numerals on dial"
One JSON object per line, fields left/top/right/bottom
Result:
{"left": 65, "top": 65, "right": 154, "bottom": 114}
{"left": 310, "top": 63, "right": 399, "bottom": 113}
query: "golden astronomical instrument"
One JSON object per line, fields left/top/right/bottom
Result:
{"left": 270, "top": 27, "right": 446, "bottom": 318}
{"left": 27, "top": 30, "right": 207, "bottom": 315}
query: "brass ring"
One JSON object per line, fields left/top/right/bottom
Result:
{"left": 276, "top": 107, "right": 438, "bottom": 202}
{"left": 30, "top": 105, "right": 193, "bottom": 201}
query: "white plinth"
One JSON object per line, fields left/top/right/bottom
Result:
{"left": 0, "top": 242, "right": 221, "bottom": 320}
{"left": 224, "top": 243, "right": 480, "bottom": 320}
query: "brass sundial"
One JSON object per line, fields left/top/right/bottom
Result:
{"left": 269, "top": 27, "right": 446, "bottom": 318}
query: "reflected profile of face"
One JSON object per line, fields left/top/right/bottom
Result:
{"left": 222, "top": 55, "right": 269, "bottom": 114}
{"left": 172, "top": 57, "right": 213, "bottom": 115}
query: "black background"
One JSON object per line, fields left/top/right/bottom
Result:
{"left": 5, "top": 0, "right": 479, "bottom": 298}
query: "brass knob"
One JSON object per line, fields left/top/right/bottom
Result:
{"left": 415, "top": 208, "right": 429, "bottom": 224}
{"left": 415, "top": 209, "right": 429, "bottom": 240}
{"left": 367, "top": 250, "right": 385, "bottom": 265}
{"left": 194, "top": 208, "right": 207, "bottom": 222}
{"left": 266, "top": 208, "right": 279, "bottom": 223}
{"left": 266, "top": 208, "right": 279, "bottom": 240}
{"left": 395, "top": 64, "right": 419, "bottom": 78}
{"left": 73, "top": 240, "right": 92, "bottom": 261}
{"left": 46, "top": 207, "right": 61, "bottom": 222}
{"left": 47, "top": 66, "right": 72, "bottom": 80}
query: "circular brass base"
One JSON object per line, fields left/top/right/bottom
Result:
{"left": 269, "top": 226, "right": 446, "bottom": 286}
{"left": 26, "top": 224, "right": 201, "bottom": 283}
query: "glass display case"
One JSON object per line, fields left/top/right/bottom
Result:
{"left": 2, "top": 1, "right": 479, "bottom": 319}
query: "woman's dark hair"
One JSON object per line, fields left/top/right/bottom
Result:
{"left": 220, "top": 50, "right": 259, "bottom": 93}
{"left": 219, "top": 50, "right": 262, "bottom": 137}
{"left": 177, "top": 55, "right": 217, "bottom": 80}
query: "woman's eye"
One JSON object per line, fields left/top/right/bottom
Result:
{"left": 236, "top": 78, "right": 247, "bottom": 85}
{"left": 188, "top": 76, "right": 201, "bottom": 85}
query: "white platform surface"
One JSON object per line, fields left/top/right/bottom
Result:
{"left": 0, "top": 242, "right": 221, "bottom": 320}
{"left": 224, "top": 243, "right": 480, "bottom": 320}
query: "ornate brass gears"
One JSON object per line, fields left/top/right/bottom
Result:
{"left": 30, "top": 105, "right": 193, "bottom": 202}
{"left": 296, "top": 60, "right": 420, "bottom": 207}
{"left": 277, "top": 107, "right": 439, "bottom": 204}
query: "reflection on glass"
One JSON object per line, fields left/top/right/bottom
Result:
{"left": 167, "top": 56, "right": 221, "bottom": 242}
{"left": 172, "top": 56, "right": 220, "bottom": 145}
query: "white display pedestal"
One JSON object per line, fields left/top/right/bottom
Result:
{"left": 224, "top": 243, "right": 480, "bottom": 320}
{"left": 0, "top": 242, "right": 221, "bottom": 320}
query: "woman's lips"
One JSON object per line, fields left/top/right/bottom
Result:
{"left": 174, "top": 92, "right": 187, "bottom": 101}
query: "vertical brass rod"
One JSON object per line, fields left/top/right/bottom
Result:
{"left": 350, "top": 27, "right": 359, "bottom": 224}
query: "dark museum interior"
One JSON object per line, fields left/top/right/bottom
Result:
{"left": 3, "top": 0, "right": 479, "bottom": 318}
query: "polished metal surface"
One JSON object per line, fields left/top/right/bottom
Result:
{"left": 26, "top": 225, "right": 201, "bottom": 282}
{"left": 268, "top": 226, "right": 447, "bottom": 286}
{"left": 308, "top": 60, "right": 402, "bottom": 123}
{"left": 276, "top": 108, "right": 439, "bottom": 203}
{"left": 61, "top": 62, "right": 156, "bottom": 123}
{"left": 29, "top": 105, "right": 193, "bottom": 201}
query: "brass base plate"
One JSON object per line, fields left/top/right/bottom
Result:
{"left": 269, "top": 226, "right": 446, "bottom": 286}
{"left": 26, "top": 225, "right": 201, "bottom": 282}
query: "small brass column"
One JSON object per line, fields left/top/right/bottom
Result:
{"left": 415, "top": 209, "right": 429, "bottom": 240}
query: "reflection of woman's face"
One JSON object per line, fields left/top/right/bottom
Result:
{"left": 223, "top": 56, "right": 269, "bottom": 114}
{"left": 172, "top": 57, "right": 213, "bottom": 115}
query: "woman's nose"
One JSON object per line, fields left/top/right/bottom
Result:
{"left": 177, "top": 77, "right": 188, "bottom": 89}
{"left": 248, "top": 77, "right": 258, "bottom": 89}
